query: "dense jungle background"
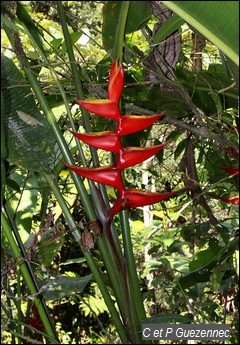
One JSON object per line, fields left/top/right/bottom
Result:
{"left": 1, "top": 1, "right": 239, "bottom": 344}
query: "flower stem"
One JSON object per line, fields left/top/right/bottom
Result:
{"left": 44, "top": 173, "right": 129, "bottom": 344}
{"left": 113, "top": 1, "right": 130, "bottom": 61}
{"left": 113, "top": 0, "right": 147, "bottom": 331}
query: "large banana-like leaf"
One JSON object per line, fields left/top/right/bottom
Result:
{"left": 162, "top": 1, "right": 239, "bottom": 66}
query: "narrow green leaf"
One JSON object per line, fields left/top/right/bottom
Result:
{"left": 16, "top": 2, "right": 44, "bottom": 55}
{"left": 153, "top": 14, "right": 185, "bottom": 45}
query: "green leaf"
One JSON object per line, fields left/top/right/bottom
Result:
{"left": 40, "top": 274, "right": 93, "bottom": 301}
{"left": 16, "top": 2, "right": 44, "bottom": 55}
{"left": 1, "top": 14, "right": 20, "bottom": 32}
{"left": 174, "top": 138, "right": 188, "bottom": 160}
{"left": 161, "top": 1, "right": 239, "bottom": 65}
{"left": 60, "top": 258, "right": 87, "bottom": 266}
{"left": 178, "top": 265, "right": 216, "bottom": 289}
{"left": 36, "top": 229, "right": 64, "bottom": 267}
{"left": 168, "top": 240, "right": 192, "bottom": 253}
{"left": 62, "top": 31, "right": 82, "bottom": 55}
{"left": 210, "top": 262, "right": 228, "bottom": 291}
{"left": 161, "top": 256, "right": 190, "bottom": 275}
{"left": 1, "top": 55, "right": 56, "bottom": 172}
{"left": 8, "top": 172, "right": 39, "bottom": 240}
{"left": 125, "top": 1, "right": 152, "bottom": 33}
{"left": 80, "top": 287, "right": 109, "bottom": 317}
{"left": 50, "top": 37, "right": 63, "bottom": 52}
{"left": 102, "top": 1, "right": 152, "bottom": 52}
{"left": 6, "top": 178, "right": 21, "bottom": 193}
{"left": 153, "top": 14, "right": 185, "bottom": 45}
{"left": 189, "top": 248, "right": 217, "bottom": 271}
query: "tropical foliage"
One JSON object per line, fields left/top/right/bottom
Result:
{"left": 1, "top": 1, "right": 239, "bottom": 344}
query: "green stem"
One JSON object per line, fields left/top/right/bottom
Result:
{"left": 1, "top": 211, "right": 59, "bottom": 344}
{"left": 120, "top": 211, "right": 147, "bottom": 321}
{"left": 56, "top": 1, "right": 92, "bottom": 133}
{"left": 44, "top": 173, "right": 129, "bottom": 344}
{"left": 56, "top": 5, "right": 135, "bottom": 333}
{"left": 16, "top": 2, "right": 86, "bottom": 167}
{"left": 16, "top": 267, "right": 22, "bottom": 344}
{"left": 3, "top": 22, "right": 96, "bottom": 222}
{"left": 113, "top": 1, "right": 130, "bottom": 61}
{"left": 45, "top": 171, "right": 133, "bottom": 341}
{"left": 25, "top": 67, "right": 96, "bottom": 221}
{"left": 113, "top": 0, "right": 147, "bottom": 338}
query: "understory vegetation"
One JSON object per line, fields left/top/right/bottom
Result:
{"left": 1, "top": 1, "right": 239, "bottom": 344}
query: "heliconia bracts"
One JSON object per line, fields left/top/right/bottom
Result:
{"left": 65, "top": 60, "right": 185, "bottom": 223}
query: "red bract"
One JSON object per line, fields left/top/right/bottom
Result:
{"left": 225, "top": 147, "right": 239, "bottom": 157}
{"left": 26, "top": 304, "right": 44, "bottom": 342}
{"left": 76, "top": 99, "right": 121, "bottom": 120}
{"left": 210, "top": 194, "right": 239, "bottom": 205}
{"left": 70, "top": 130, "right": 121, "bottom": 152}
{"left": 117, "top": 114, "right": 165, "bottom": 136}
{"left": 222, "top": 166, "right": 239, "bottom": 177}
{"left": 64, "top": 163, "right": 124, "bottom": 189}
{"left": 66, "top": 60, "right": 184, "bottom": 223}
{"left": 108, "top": 188, "right": 186, "bottom": 220}
{"left": 118, "top": 143, "right": 169, "bottom": 170}
{"left": 108, "top": 60, "right": 124, "bottom": 103}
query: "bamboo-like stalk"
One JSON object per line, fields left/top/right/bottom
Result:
{"left": 44, "top": 173, "right": 129, "bottom": 344}
{"left": 56, "top": 1, "right": 121, "bottom": 249}
{"left": 113, "top": 0, "right": 147, "bottom": 334}
{"left": 56, "top": 3, "right": 143, "bottom": 341}
{"left": 26, "top": 61, "right": 131, "bottom": 342}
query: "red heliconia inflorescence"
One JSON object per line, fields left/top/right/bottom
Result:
{"left": 210, "top": 145, "right": 239, "bottom": 206}
{"left": 66, "top": 60, "right": 185, "bottom": 222}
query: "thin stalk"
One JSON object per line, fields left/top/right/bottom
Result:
{"left": 120, "top": 211, "right": 146, "bottom": 321}
{"left": 56, "top": 4, "right": 132, "bottom": 328}
{"left": 97, "top": 237, "right": 131, "bottom": 325}
{"left": 56, "top": 1, "right": 116, "bottom": 222}
{"left": 113, "top": 0, "right": 147, "bottom": 334}
{"left": 113, "top": 1, "right": 130, "bottom": 61}
{"left": 3, "top": 23, "right": 96, "bottom": 222}
{"left": 15, "top": 3, "right": 86, "bottom": 166}
{"left": 5, "top": 297, "right": 16, "bottom": 344}
{"left": 44, "top": 173, "right": 129, "bottom": 344}
{"left": 16, "top": 267, "right": 22, "bottom": 344}
{"left": 56, "top": 1, "right": 92, "bottom": 133}
{"left": 1, "top": 212, "right": 59, "bottom": 344}
{"left": 24, "top": 67, "right": 96, "bottom": 221}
